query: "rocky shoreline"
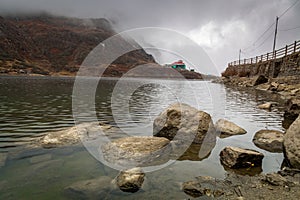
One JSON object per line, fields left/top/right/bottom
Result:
{"left": 217, "top": 75, "right": 300, "bottom": 129}
{"left": 2, "top": 101, "right": 300, "bottom": 199}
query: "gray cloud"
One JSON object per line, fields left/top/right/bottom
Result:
{"left": 0, "top": 0, "right": 299, "bottom": 74}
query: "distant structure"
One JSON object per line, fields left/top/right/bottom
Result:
{"left": 164, "top": 60, "right": 186, "bottom": 70}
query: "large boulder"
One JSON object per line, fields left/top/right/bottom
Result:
{"left": 283, "top": 115, "right": 300, "bottom": 169}
{"left": 116, "top": 167, "right": 145, "bottom": 193}
{"left": 220, "top": 146, "right": 264, "bottom": 169}
{"left": 64, "top": 176, "right": 113, "bottom": 200}
{"left": 153, "top": 103, "right": 215, "bottom": 144}
{"left": 252, "top": 75, "right": 268, "bottom": 86}
{"left": 101, "top": 136, "right": 171, "bottom": 168}
{"left": 253, "top": 130, "right": 284, "bottom": 152}
{"left": 215, "top": 119, "right": 246, "bottom": 138}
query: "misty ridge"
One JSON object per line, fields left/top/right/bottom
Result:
{"left": 0, "top": 11, "right": 206, "bottom": 79}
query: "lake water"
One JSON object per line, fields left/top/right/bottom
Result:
{"left": 0, "top": 76, "right": 286, "bottom": 199}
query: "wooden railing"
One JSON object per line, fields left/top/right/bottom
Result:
{"left": 229, "top": 40, "right": 300, "bottom": 66}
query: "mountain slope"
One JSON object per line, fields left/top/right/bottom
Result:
{"left": 0, "top": 14, "right": 155, "bottom": 76}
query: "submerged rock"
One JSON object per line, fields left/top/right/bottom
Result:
{"left": 101, "top": 136, "right": 171, "bottom": 168}
{"left": 0, "top": 153, "right": 8, "bottom": 168}
{"left": 116, "top": 167, "right": 145, "bottom": 193}
{"left": 39, "top": 122, "right": 113, "bottom": 148}
{"left": 220, "top": 146, "right": 264, "bottom": 169}
{"left": 257, "top": 102, "right": 272, "bottom": 110}
{"left": 29, "top": 153, "right": 52, "bottom": 164}
{"left": 283, "top": 115, "right": 300, "bottom": 169}
{"left": 253, "top": 129, "right": 284, "bottom": 152}
{"left": 176, "top": 142, "right": 215, "bottom": 161}
{"left": 153, "top": 103, "right": 215, "bottom": 144}
{"left": 64, "top": 176, "right": 112, "bottom": 200}
{"left": 215, "top": 119, "right": 247, "bottom": 138}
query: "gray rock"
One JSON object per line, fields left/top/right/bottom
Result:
{"left": 64, "top": 176, "right": 112, "bottom": 200}
{"left": 40, "top": 122, "right": 114, "bottom": 148}
{"left": 116, "top": 168, "right": 145, "bottom": 193}
{"left": 253, "top": 129, "right": 284, "bottom": 152}
{"left": 256, "top": 83, "right": 271, "bottom": 91}
{"left": 283, "top": 115, "right": 300, "bottom": 169}
{"left": 215, "top": 119, "right": 247, "bottom": 138}
{"left": 265, "top": 173, "right": 288, "bottom": 186}
{"left": 182, "top": 176, "right": 225, "bottom": 198}
{"left": 283, "top": 98, "right": 300, "bottom": 129}
{"left": 0, "top": 153, "right": 8, "bottom": 168}
{"left": 257, "top": 102, "right": 272, "bottom": 110}
{"left": 153, "top": 103, "right": 215, "bottom": 144}
{"left": 101, "top": 136, "right": 171, "bottom": 168}
{"left": 220, "top": 146, "right": 264, "bottom": 169}
{"left": 252, "top": 75, "right": 268, "bottom": 86}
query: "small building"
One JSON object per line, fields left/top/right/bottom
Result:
{"left": 170, "top": 60, "right": 186, "bottom": 70}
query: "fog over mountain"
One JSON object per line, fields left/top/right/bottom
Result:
{"left": 1, "top": 0, "right": 299, "bottom": 75}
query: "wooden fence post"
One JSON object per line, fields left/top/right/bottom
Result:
{"left": 256, "top": 56, "right": 258, "bottom": 63}
{"left": 267, "top": 53, "right": 269, "bottom": 61}
{"left": 285, "top": 45, "right": 288, "bottom": 56}
{"left": 251, "top": 58, "right": 253, "bottom": 64}
{"left": 261, "top": 54, "right": 263, "bottom": 61}
{"left": 244, "top": 58, "right": 246, "bottom": 65}
{"left": 294, "top": 41, "right": 297, "bottom": 53}
{"left": 274, "top": 50, "right": 277, "bottom": 59}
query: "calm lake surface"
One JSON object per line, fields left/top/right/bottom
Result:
{"left": 0, "top": 76, "right": 286, "bottom": 199}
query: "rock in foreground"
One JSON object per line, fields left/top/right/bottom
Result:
{"left": 182, "top": 169, "right": 300, "bottom": 199}
{"left": 253, "top": 129, "right": 284, "bottom": 152}
{"left": 153, "top": 103, "right": 215, "bottom": 144}
{"left": 116, "top": 168, "right": 145, "bottom": 193}
{"left": 283, "top": 115, "right": 300, "bottom": 169}
{"left": 101, "top": 136, "right": 171, "bottom": 168}
{"left": 220, "top": 146, "right": 264, "bottom": 168}
{"left": 215, "top": 119, "right": 247, "bottom": 138}
{"left": 182, "top": 176, "right": 225, "bottom": 198}
{"left": 64, "top": 176, "right": 112, "bottom": 199}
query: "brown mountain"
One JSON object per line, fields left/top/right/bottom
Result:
{"left": 0, "top": 14, "right": 156, "bottom": 76}
{"left": 0, "top": 14, "right": 202, "bottom": 79}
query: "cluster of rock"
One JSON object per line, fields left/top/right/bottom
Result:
{"left": 182, "top": 168, "right": 300, "bottom": 199}
{"left": 181, "top": 113, "right": 300, "bottom": 199}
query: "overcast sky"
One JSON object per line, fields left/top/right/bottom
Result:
{"left": 1, "top": 0, "right": 300, "bottom": 75}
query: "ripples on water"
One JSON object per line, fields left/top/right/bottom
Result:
{"left": 0, "top": 76, "right": 286, "bottom": 199}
